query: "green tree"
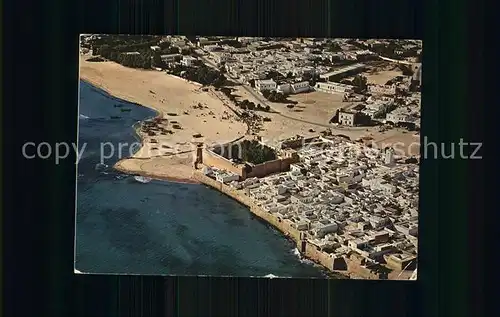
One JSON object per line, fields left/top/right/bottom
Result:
{"left": 98, "top": 44, "right": 111, "bottom": 58}
{"left": 152, "top": 52, "right": 163, "bottom": 68}
{"left": 110, "top": 51, "right": 118, "bottom": 61}
{"left": 352, "top": 75, "right": 368, "bottom": 93}
{"left": 327, "top": 42, "right": 342, "bottom": 52}
{"left": 159, "top": 41, "right": 171, "bottom": 50}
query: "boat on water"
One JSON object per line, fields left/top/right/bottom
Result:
{"left": 114, "top": 104, "right": 123, "bottom": 108}
{"left": 120, "top": 108, "right": 132, "bottom": 112}
{"left": 95, "top": 163, "right": 108, "bottom": 171}
{"left": 110, "top": 115, "right": 121, "bottom": 119}
{"left": 134, "top": 176, "right": 152, "bottom": 183}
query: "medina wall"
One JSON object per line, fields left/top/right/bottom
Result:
{"left": 203, "top": 146, "right": 297, "bottom": 180}
{"left": 385, "top": 255, "right": 417, "bottom": 271}
{"left": 201, "top": 148, "right": 245, "bottom": 176}
{"left": 280, "top": 138, "right": 305, "bottom": 149}
{"left": 246, "top": 157, "right": 297, "bottom": 178}
{"left": 192, "top": 171, "right": 389, "bottom": 279}
{"left": 192, "top": 171, "right": 303, "bottom": 244}
{"left": 303, "top": 241, "right": 335, "bottom": 270}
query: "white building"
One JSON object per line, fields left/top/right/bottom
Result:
{"left": 255, "top": 79, "right": 277, "bottom": 92}
{"left": 181, "top": 55, "right": 197, "bottom": 67}
{"left": 315, "top": 223, "right": 339, "bottom": 238}
{"left": 277, "top": 83, "right": 291, "bottom": 94}
{"left": 386, "top": 112, "right": 411, "bottom": 124}
{"left": 202, "top": 166, "right": 213, "bottom": 176}
{"left": 338, "top": 111, "right": 357, "bottom": 126}
{"left": 329, "top": 192, "right": 344, "bottom": 204}
{"left": 380, "top": 182, "right": 397, "bottom": 194}
{"left": 216, "top": 172, "right": 240, "bottom": 184}
{"left": 301, "top": 67, "right": 316, "bottom": 76}
{"left": 171, "top": 39, "right": 186, "bottom": 48}
{"left": 197, "top": 37, "right": 219, "bottom": 47}
{"left": 211, "top": 52, "right": 230, "bottom": 64}
{"left": 315, "top": 82, "right": 354, "bottom": 94}
{"left": 394, "top": 222, "right": 418, "bottom": 237}
{"left": 368, "top": 84, "right": 396, "bottom": 95}
{"left": 204, "top": 44, "right": 221, "bottom": 52}
{"left": 160, "top": 53, "right": 182, "bottom": 63}
{"left": 291, "top": 81, "right": 310, "bottom": 94}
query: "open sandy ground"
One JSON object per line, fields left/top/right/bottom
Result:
{"left": 229, "top": 85, "right": 420, "bottom": 154}
{"left": 79, "top": 54, "right": 247, "bottom": 181}
{"left": 365, "top": 69, "right": 404, "bottom": 85}
{"left": 230, "top": 86, "right": 362, "bottom": 140}
{"left": 114, "top": 155, "right": 197, "bottom": 183}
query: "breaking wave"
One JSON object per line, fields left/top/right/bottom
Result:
{"left": 291, "top": 248, "right": 315, "bottom": 265}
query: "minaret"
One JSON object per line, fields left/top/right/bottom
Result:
{"left": 192, "top": 143, "right": 204, "bottom": 169}
{"left": 385, "top": 148, "right": 395, "bottom": 166}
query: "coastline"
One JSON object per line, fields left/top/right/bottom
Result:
{"left": 79, "top": 55, "right": 247, "bottom": 182}
{"left": 114, "top": 160, "right": 199, "bottom": 184}
{"left": 78, "top": 75, "right": 340, "bottom": 275}
{"left": 80, "top": 78, "right": 164, "bottom": 118}
{"left": 80, "top": 70, "right": 349, "bottom": 278}
{"left": 191, "top": 170, "right": 352, "bottom": 279}
{"left": 79, "top": 57, "right": 412, "bottom": 279}
{"left": 192, "top": 170, "right": 413, "bottom": 280}
{"left": 80, "top": 77, "right": 196, "bottom": 184}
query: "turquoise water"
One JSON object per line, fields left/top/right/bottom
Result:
{"left": 75, "top": 80, "right": 328, "bottom": 277}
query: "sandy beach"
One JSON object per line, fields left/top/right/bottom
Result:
{"left": 80, "top": 54, "right": 247, "bottom": 181}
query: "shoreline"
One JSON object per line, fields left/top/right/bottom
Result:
{"left": 114, "top": 160, "right": 199, "bottom": 185}
{"left": 81, "top": 75, "right": 353, "bottom": 278}
{"left": 191, "top": 170, "right": 352, "bottom": 279}
{"left": 81, "top": 77, "right": 190, "bottom": 183}
{"left": 80, "top": 78, "right": 164, "bottom": 119}
{"left": 192, "top": 171, "right": 413, "bottom": 280}
{"left": 79, "top": 56, "right": 247, "bottom": 182}
{"left": 79, "top": 59, "right": 412, "bottom": 279}
{"left": 80, "top": 76, "right": 197, "bottom": 183}
{"left": 79, "top": 76, "right": 346, "bottom": 276}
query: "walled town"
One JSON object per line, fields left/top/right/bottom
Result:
{"left": 80, "top": 35, "right": 421, "bottom": 279}
{"left": 194, "top": 132, "right": 418, "bottom": 280}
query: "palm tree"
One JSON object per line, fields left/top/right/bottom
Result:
{"left": 352, "top": 75, "right": 368, "bottom": 93}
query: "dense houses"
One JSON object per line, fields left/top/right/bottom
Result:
{"left": 181, "top": 35, "right": 421, "bottom": 130}
{"left": 144, "top": 36, "right": 421, "bottom": 133}
{"left": 202, "top": 135, "right": 419, "bottom": 274}
{"left": 163, "top": 35, "right": 421, "bottom": 277}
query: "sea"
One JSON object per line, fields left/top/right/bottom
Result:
{"left": 75, "top": 80, "right": 329, "bottom": 278}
